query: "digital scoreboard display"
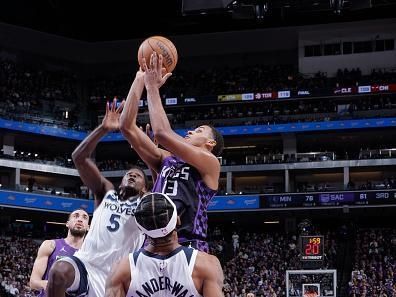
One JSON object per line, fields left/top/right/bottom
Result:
{"left": 300, "top": 235, "right": 324, "bottom": 261}
{"left": 263, "top": 190, "right": 396, "bottom": 208}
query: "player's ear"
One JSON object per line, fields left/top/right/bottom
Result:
{"left": 206, "top": 139, "right": 216, "bottom": 151}
{"left": 177, "top": 216, "right": 181, "bottom": 226}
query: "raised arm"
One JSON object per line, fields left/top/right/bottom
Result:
{"left": 119, "top": 70, "right": 169, "bottom": 173}
{"left": 72, "top": 99, "right": 123, "bottom": 206}
{"left": 29, "top": 240, "right": 55, "bottom": 291}
{"left": 143, "top": 53, "right": 220, "bottom": 189}
{"left": 104, "top": 257, "right": 131, "bottom": 297}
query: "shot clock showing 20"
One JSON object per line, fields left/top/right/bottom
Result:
{"left": 300, "top": 235, "right": 324, "bottom": 261}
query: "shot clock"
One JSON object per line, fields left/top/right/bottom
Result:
{"left": 300, "top": 235, "right": 324, "bottom": 261}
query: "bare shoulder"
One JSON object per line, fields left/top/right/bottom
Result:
{"left": 160, "top": 148, "right": 172, "bottom": 158}
{"left": 42, "top": 239, "right": 56, "bottom": 250}
{"left": 195, "top": 252, "right": 222, "bottom": 275}
{"left": 38, "top": 239, "right": 56, "bottom": 255}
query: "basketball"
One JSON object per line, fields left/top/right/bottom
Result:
{"left": 137, "top": 36, "right": 178, "bottom": 73}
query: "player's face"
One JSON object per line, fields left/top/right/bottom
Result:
{"left": 66, "top": 209, "right": 89, "bottom": 237}
{"left": 121, "top": 168, "right": 146, "bottom": 192}
{"left": 184, "top": 125, "right": 215, "bottom": 147}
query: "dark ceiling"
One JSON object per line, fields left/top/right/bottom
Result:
{"left": 0, "top": 0, "right": 395, "bottom": 42}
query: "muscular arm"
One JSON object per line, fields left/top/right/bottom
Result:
{"left": 29, "top": 240, "right": 55, "bottom": 291}
{"left": 72, "top": 124, "right": 114, "bottom": 207}
{"left": 119, "top": 72, "right": 168, "bottom": 173}
{"left": 105, "top": 257, "right": 131, "bottom": 297}
{"left": 144, "top": 54, "right": 220, "bottom": 189}
{"left": 200, "top": 254, "right": 224, "bottom": 297}
{"left": 72, "top": 99, "right": 124, "bottom": 207}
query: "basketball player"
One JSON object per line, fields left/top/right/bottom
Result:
{"left": 119, "top": 54, "right": 224, "bottom": 252}
{"left": 104, "top": 192, "right": 224, "bottom": 297}
{"left": 29, "top": 208, "right": 89, "bottom": 297}
{"left": 46, "top": 100, "right": 149, "bottom": 297}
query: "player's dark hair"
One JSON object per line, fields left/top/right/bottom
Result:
{"left": 207, "top": 125, "right": 224, "bottom": 156}
{"left": 68, "top": 208, "right": 89, "bottom": 220}
{"left": 128, "top": 165, "right": 149, "bottom": 189}
{"left": 135, "top": 193, "right": 175, "bottom": 236}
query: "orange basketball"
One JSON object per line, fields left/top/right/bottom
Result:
{"left": 137, "top": 36, "right": 178, "bottom": 73}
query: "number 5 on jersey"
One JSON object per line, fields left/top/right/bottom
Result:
{"left": 107, "top": 214, "right": 121, "bottom": 232}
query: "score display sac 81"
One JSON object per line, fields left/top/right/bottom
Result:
{"left": 263, "top": 190, "right": 396, "bottom": 208}
{"left": 299, "top": 235, "right": 324, "bottom": 261}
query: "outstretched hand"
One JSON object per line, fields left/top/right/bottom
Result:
{"left": 141, "top": 52, "right": 172, "bottom": 90}
{"left": 140, "top": 123, "right": 158, "bottom": 147}
{"left": 102, "top": 98, "right": 125, "bottom": 132}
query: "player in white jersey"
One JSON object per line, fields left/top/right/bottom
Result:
{"left": 46, "top": 99, "right": 149, "bottom": 297}
{"left": 104, "top": 192, "right": 224, "bottom": 297}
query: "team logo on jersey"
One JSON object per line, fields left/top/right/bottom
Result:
{"left": 106, "top": 192, "right": 118, "bottom": 202}
{"left": 55, "top": 255, "right": 66, "bottom": 261}
{"left": 161, "top": 165, "right": 191, "bottom": 181}
{"left": 159, "top": 261, "right": 166, "bottom": 272}
{"left": 104, "top": 192, "right": 138, "bottom": 216}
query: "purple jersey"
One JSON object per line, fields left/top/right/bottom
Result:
{"left": 38, "top": 238, "right": 77, "bottom": 297}
{"left": 152, "top": 155, "right": 216, "bottom": 247}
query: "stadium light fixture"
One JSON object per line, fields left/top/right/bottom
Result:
{"left": 16, "top": 219, "right": 31, "bottom": 223}
{"left": 224, "top": 145, "right": 256, "bottom": 150}
{"left": 264, "top": 221, "right": 280, "bottom": 224}
{"left": 46, "top": 221, "right": 66, "bottom": 225}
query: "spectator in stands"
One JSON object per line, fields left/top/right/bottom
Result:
{"left": 27, "top": 176, "right": 35, "bottom": 192}
{"left": 232, "top": 231, "right": 240, "bottom": 254}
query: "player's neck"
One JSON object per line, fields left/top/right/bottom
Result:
{"left": 120, "top": 188, "right": 142, "bottom": 201}
{"left": 146, "top": 242, "right": 181, "bottom": 254}
{"left": 146, "top": 233, "right": 180, "bottom": 254}
{"left": 65, "top": 233, "right": 84, "bottom": 249}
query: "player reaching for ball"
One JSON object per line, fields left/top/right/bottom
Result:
{"left": 120, "top": 50, "right": 224, "bottom": 253}
{"left": 46, "top": 99, "right": 149, "bottom": 297}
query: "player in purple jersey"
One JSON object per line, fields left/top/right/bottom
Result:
{"left": 29, "top": 209, "right": 89, "bottom": 296}
{"left": 120, "top": 54, "right": 224, "bottom": 252}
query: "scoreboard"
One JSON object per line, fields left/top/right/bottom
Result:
{"left": 299, "top": 235, "right": 324, "bottom": 261}
{"left": 262, "top": 190, "right": 396, "bottom": 208}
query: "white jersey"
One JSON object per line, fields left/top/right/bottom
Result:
{"left": 127, "top": 246, "right": 202, "bottom": 297}
{"left": 75, "top": 190, "right": 145, "bottom": 275}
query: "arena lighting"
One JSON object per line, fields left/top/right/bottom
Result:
{"left": 224, "top": 145, "right": 256, "bottom": 150}
{"left": 264, "top": 221, "right": 280, "bottom": 224}
{"left": 46, "top": 221, "right": 66, "bottom": 225}
{"left": 15, "top": 219, "right": 31, "bottom": 223}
